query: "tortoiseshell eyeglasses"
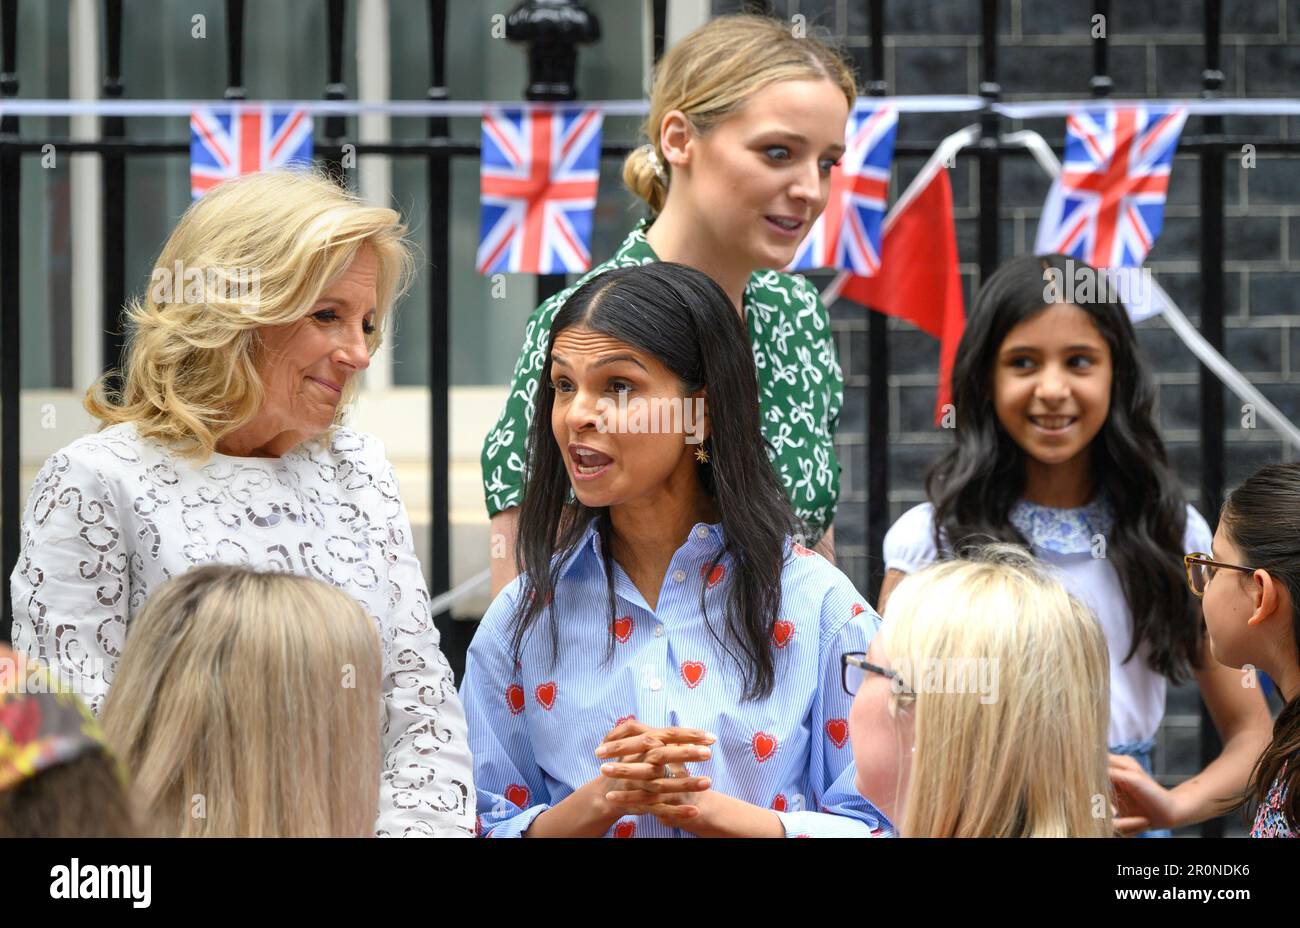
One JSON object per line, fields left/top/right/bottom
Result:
{"left": 1183, "top": 552, "right": 1256, "bottom": 598}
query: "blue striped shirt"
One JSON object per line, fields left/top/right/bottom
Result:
{"left": 461, "top": 518, "right": 891, "bottom": 837}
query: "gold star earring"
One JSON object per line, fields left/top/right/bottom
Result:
{"left": 694, "top": 444, "right": 710, "bottom": 464}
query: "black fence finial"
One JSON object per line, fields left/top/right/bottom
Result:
{"left": 506, "top": 0, "right": 600, "bottom": 102}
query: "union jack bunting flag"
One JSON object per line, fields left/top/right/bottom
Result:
{"left": 1034, "top": 106, "right": 1187, "bottom": 268}
{"left": 786, "top": 103, "right": 897, "bottom": 274}
{"left": 477, "top": 106, "right": 603, "bottom": 275}
{"left": 190, "top": 106, "right": 314, "bottom": 199}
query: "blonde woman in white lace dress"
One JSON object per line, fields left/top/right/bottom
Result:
{"left": 9, "top": 170, "right": 474, "bottom": 837}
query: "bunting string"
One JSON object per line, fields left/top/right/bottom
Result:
{"left": 3, "top": 95, "right": 1300, "bottom": 119}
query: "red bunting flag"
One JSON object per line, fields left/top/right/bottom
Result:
{"left": 832, "top": 152, "right": 966, "bottom": 424}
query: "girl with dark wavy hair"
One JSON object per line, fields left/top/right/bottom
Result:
{"left": 461, "top": 263, "right": 887, "bottom": 838}
{"left": 878, "top": 253, "right": 1271, "bottom": 836}
{"left": 1166, "top": 462, "right": 1300, "bottom": 837}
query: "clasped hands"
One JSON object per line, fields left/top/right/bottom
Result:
{"left": 592, "top": 718, "right": 717, "bottom": 832}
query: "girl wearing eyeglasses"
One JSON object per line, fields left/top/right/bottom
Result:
{"left": 1172, "top": 463, "right": 1300, "bottom": 837}
{"left": 877, "top": 255, "right": 1272, "bottom": 836}
{"left": 845, "top": 545, "right": 1113, "bottom": 836}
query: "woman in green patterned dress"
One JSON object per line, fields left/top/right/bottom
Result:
{"left": 482, "top": 14, "right": 857, "bottom": 595}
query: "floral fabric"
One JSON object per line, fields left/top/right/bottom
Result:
{"left": 480, "top": 220, "right": 845, "bottom": 538}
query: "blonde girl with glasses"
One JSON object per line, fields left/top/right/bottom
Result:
{"left": 846, "top": 545, "right": 1112, "bottom": 836}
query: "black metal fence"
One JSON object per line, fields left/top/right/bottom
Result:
{"left": 1, "top": 0, "right": 1295, "bottom": 837}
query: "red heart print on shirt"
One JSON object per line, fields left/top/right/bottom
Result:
{"left": 851, "top": 603, "right": 867, "bottom": 618}
{"left": 535, "top": 681, "right": 557, "bottom": 710}
{"left": 772, "top": 620, "right": 795, "bottom": 648}
{"left": 701, "top": 563, "right": 725, "bottom": 589}
{"left": 772, "top": 794, "right": 788, "bottom": 812}
{"left": 615, "top": 714, "right": 636, "bottom": 727}
{"left": 614, "top": 820, "right": 636, "bottom": 838}
{"left": 825, "top": 718, "right": 849, "bottom": 749}
{"left": 752, "top": 732, "right": 777, "bottom": 762}
{"left": 792, "top": 543, "right": 815, "bottom": 557}
{"left": 680, "top": 661, "right": 707, "bottom": 689}
{"left": 611, "top": 616, "right": 634, "bottom": 643}
{"left": 506, "top": 784, "right": 531, "bottom": 808}
{"left": 506, "top": 684, "right": 525, "bottom": 715}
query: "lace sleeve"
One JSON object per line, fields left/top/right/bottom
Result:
{"left": 372, "top": 447, "right": 476, "bottom": 837}
{"left": 9, "top": 446, "right": 130, "bottom": 716}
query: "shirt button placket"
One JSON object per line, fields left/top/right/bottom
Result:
{"left": 649, "top": 559, "right": 689, "bottom": 727}
{"left": 643, "top": 637, "right": 668, "bottom": 726}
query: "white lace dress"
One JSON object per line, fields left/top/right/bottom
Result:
{"left": 10, "top": 422, "right": 474, "bottom": 837}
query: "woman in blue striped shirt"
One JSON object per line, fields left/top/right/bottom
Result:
{"left": 461, "top": 263, "right": 887, "bottom": 837}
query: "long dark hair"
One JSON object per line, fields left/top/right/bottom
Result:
{"left": 926, "top": 253, "right": 1201, "bottom": 681}
{"left": 513, "top": 263, "right": 800, "bottom": 700}
{"left": 1220, "top": 462, "right": 1300, "bottom": 829}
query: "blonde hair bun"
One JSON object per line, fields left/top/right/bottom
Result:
{"left": 627, "top": 13, "right": 857, "bottom": 213}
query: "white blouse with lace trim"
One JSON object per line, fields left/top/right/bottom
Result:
{"left": 9, "top": 422, "right": 474, "bottom": 837}
{"left": 883, "top": 499, "right": 1213, "bottom": 746}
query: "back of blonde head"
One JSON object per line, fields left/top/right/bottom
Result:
{"left": 883, "top": 545, "right": 1112, "bottom": 837}
{"left": 86, "top": 169, "right": 414, "bottom": 459}
{"left": 101, "top": 565, "right": 383, "bottom": 837}
{"left": 624, "top": 13, "right": 857, "bottom": 214}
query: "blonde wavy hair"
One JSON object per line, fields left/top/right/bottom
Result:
{"left": 85, "top": 169, "right": 415, "bottom": 459}
{"left": 882, "top": 545, "right": 1112, "bottom": 837}
{"left": 624, "top": 13, "right": 857, "bottom": 214}
{"left": 101, "top": 565, "right": 383, "bottom": 837}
